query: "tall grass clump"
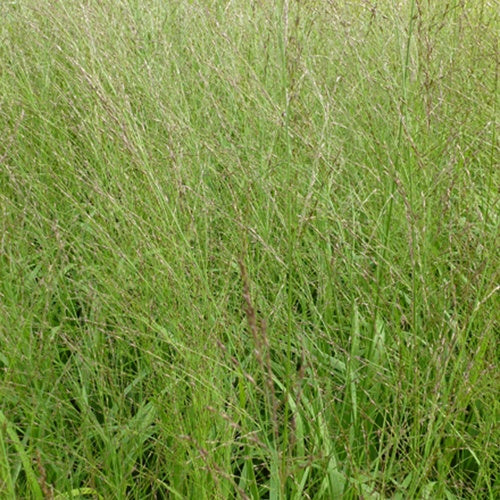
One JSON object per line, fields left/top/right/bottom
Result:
{"left": 1, "top": 0, "right": 498, "bottom": 498}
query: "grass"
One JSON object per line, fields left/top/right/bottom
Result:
{"left": 0, "top": 0, "right": 498, "bottom": 498}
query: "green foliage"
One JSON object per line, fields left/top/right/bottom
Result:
{"left": 1, "top": 0, "right": 497, "bottom": 498}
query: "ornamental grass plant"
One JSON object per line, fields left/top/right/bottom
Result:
{"left": 0, "top": 1, "right": 498, "bottom": 498}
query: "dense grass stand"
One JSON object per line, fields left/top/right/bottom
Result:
{"left": 0, "top": 1, "right": 498, "bottom": 498}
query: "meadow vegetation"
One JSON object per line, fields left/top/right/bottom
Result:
{"left": 0, "top": 0, "right": 498, "bottom": 498}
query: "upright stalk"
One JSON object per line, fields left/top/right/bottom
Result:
{"left": 372, "top": 0, "right": 417, "bottom": 350}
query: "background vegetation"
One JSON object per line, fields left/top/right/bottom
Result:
{"left": 1, "top": 0, "right": 498, "bottom": 498}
